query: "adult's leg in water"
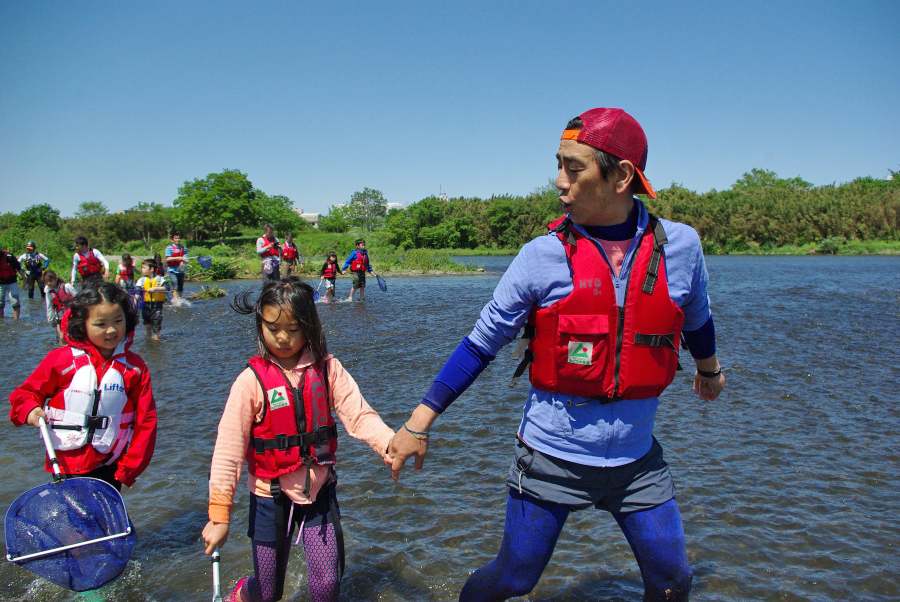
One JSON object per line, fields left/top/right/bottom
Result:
{"left": 613, "top": 498, "right": 693, "bottom": 602}
{"left": 459, "top": 489, "right": 569, "bottom": 602}
{"left": 240, "top": 538, "right": 291, "bottom": 602}
{"left": 302, "top": 521, "right": 343, "bottom": 602}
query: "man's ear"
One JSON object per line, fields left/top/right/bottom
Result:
{"left": 616, "top": 160, "right": 637, "bottom": 194}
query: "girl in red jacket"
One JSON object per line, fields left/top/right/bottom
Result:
{"left": 9, "top": 282, "right": 157, "bottom": 491}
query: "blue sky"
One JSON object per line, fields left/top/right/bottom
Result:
{"left": 2, "top": 1, "right": 897, "bottom": 218}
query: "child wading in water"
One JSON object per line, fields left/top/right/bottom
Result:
{"left": 42, "top": 269, "right": 76, "bottom": 345}
{"left": 202, "top": 277, "right": 394, "bottom": 602}
{"left": 9, "top": 282, "right": 158, "bottom": 490}
{"left": 319, "top": 251, "right": 339, "bottom": 303}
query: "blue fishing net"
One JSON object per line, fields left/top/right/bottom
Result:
{"left": 5, "top": 477, "right": 135, "bottom": 592}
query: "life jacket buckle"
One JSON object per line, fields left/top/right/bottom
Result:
{"left": 85, "top": 415, "right": 110, "bottom": 429}
{"left": 274, "top": 434, "right": 290, "bottom": 450}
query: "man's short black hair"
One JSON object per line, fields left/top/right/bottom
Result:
{"left": 74, "top": 236, "right": 88, "bottom": 247}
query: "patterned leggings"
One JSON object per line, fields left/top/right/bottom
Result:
{"left": 241, "top": 485, "right": 344, "bottom": 602}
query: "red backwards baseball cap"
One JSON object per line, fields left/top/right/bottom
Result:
{"left": 561, "top": 108, "right": 656, "bottom": 199}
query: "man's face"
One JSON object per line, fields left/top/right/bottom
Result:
{"left": 172, "top": 235, "right": 181, "bottom": 245}
{"left": 555, "top": 139, "right": 618, "bottom": 226}
{"left": 75, "top": 243, "right": 88, "bottom": 254}
{"left": 265, "top": 227, "right": 274, "bottom": 238}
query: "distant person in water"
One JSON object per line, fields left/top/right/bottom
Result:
{"left": 165, "top": 233, "right": 189, "bottom": 300}
{"left": 18, "top": 241, "right": 50, "bottom": 299}
{"left": 389, "top": 108, "right": 725, "bottom": 602}
{"left": 319, "top": 251, "right": 339, "bottom": 303}
{"left": 70, "top": 236, "right": 109, "bottom": 290}
{"left": 0, "top": 249, "right": 27, "bottom": 320}
{"left": 341, "top": 239, "right": 374, "bottom": 301}
{"left": 280, "top": 233, "right": 303, "bottom": 278}
{"left": 135, "top": 259, "right": 170, "bottom": 342}
{"left": 257, "top": 224, "right": 281, "bottom": 282}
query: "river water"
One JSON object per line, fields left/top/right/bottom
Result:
{"left": 0, "top": 255, "right": 898, "bottom": 601}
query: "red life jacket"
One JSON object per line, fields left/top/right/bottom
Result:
{"left": 322, "top": 262, "right": 337, "bottom": 278}
{"left": 521, "top": 215, "right": 684, "bottom": 401}
{"left": 76, "top": 249, "right": 103, "bottom": 277}
{"left": 281, "top": 243, "right": 298, "bottom": 260}
{"left": 260, "top": 237, "right": 279, "bottom": 258}
{"left": 166, "top": 245, "right": 186, "bottom": 267}
{"left": 245, "top": 357, "right": 337, "bottom": 480}
{"left": 50, "top": 282, "right": 74, "bottom": 313}
{"left": 349, "top": 251, "right": 368, "bottom": 272}
{"left": 0, "top": 252, "right": 15, "bottom": 280}
{"left": 118, "top": 263, "right": 134, "bottom": 281}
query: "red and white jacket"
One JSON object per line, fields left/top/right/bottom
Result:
{"left": 9, "top": 313, "right": 158, "bottom": 486}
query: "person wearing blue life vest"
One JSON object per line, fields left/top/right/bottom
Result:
{"left": 18, "top": 242, "right": 50, "bottom": 299}
{"left": 341, "top": 238, "right": 374, "bottom": 301}
{"left": 388, "top": 108, "right": 725, "bottom": 602}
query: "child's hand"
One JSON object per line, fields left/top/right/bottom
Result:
{"left": 202, "top": 521, "right": 229, "bottom": 555}
{"left": 25, "top": 407, "right": 47, "bottom": 428}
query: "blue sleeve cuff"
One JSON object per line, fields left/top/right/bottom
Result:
{"left": 421, "top": 337, "right": 495, "bottom": 414}
{"left": 682, "top": 315, "right": 716, "bottom": 360}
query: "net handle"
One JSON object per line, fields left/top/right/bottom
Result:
{"left": 6, "top": 526, "right": 133, "bottom": 562}
{"left": 211, "top": 547, "right": 223, "bottom": 602}
{"left": 38, "top": 417, "right": 62, "bottom": 482}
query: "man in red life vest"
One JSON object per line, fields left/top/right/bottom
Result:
{"left": 389, "top": 108, "right": 725, "bottom": 602}
{"left": 256, "top": 224, "right": 281, "bottom": 281}
{"left": 70, "top": 236, "right": 109, "bottom": 290}
{"left": 0, "top": 249, "right": 27, "bottom": 320}
{"left": 165, "top": 233, "right": 189, "bottom": 300}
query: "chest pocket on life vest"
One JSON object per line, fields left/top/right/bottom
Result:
{"left": 44, "top": 350, "right": 134, "bottom": 465}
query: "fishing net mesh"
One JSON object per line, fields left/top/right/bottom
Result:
{"left": 5, "top": 477, "right": 135, "bottom": 592}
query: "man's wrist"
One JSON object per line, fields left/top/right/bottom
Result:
{"left": 697, "top": 367, "right": 722, "bottom": 378}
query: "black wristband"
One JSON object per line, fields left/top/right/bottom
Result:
{"left": 697, "top": 368, "right": 722, "bottom": 378}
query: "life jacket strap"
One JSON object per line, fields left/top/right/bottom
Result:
{"left": 633, "top": 332, "right": 677, "bottom": 351}
{"left": 641, "top": 214, "right": 668, "bottom": 295}
{"left": 251, "top": 424, "right": 338, "bottom": 455}
{"left": 509, "top": 349, "right": 534, "bottom": 388}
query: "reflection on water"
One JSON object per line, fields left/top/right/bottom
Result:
{"left": 0, "top": 255, "right": 898, "bottom": 600}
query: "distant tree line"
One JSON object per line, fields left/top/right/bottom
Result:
{"left": 342, "top": 168, "right": 898, "bottom": 252}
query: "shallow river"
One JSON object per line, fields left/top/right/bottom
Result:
{"left": 0, "top": 255, "right": 898, "bottom": 601}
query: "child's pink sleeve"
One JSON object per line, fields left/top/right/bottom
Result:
{"left": 327, "top": 357, "right": 394, "bottom": 458}
{"left": 208, "top": 369, "right": 258, "bottom": 524}
{"left": 9, "top": 350, "right": 65, "bottom": 426}
{"left": 115, "top": 357, "right": 157, "bottom": 487}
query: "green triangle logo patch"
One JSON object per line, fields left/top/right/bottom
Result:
{"left": 567, "top": 341, "right": 593, "bottom": 365}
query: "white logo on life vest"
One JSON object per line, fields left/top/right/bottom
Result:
{"left": 267, "top": 386, "right": 290, "bottom": 410}
{"left": 567, "top": 341, "right": 593, "bottom": 365}
{"left": 578, "top": 279, "right": 603, "bottom": 296}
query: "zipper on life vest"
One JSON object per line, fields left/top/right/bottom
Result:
{"left": 611, "top": 242, "right": 641, "bottom": 399}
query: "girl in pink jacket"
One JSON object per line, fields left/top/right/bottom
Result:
{"left": 201, "top": 277, "right": 394, "bottom": 602}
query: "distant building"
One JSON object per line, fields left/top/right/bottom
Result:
{"left": 293, "top": 208, "right": 322, "bottom": 229}
{"left": 386, "top": 202, "right": 406, "bottom": 211}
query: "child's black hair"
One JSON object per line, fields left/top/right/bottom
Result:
{"left": 66, "top": 282, "right": 139, "bottom": 342}
{"left": 327, "top": 251, "right": 337, "bottom": 260}
{"left": 355, "top": 238, "right": 365, "bottom": 246}
{"left": 231, "top": 277, "right": 328, "bottom": 364}
{"left": 142, "top": 258, "right": 156, "bottom": 269}
{"left": 42, "top": 269, "right": 59, "bottom": 285}
{"left": 122, "top": 253, "right": 132, "bottom": 263}
{"left": 74, "top": 236, "right": 88, "bottom": 247}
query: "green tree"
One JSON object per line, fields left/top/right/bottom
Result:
{"left": 74, "top": 201, "right": 109, "bottom": 219}
{"left": 18, "top": 203, "right": 61, "bottom": 230}
{"left": 253, "top": 193, "right": 309, "bottom": 235}
{"left": 125, "top": 202, "right": 175, "bottom": 246}
{"left": 174, "top": 169, "right": 257, "bottom": 242}
{"left": 347, "top": 188, "right": 387, "bottom": 231}
{"left": 319, "top": 205, "right": 351, "bottom": 233}
{"left": 732, "top": 168, "right": 812, "bottom": 191}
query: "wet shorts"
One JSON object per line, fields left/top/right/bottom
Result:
{"left": 248, "top": 480, "right": 341, "bottom": 542}
{"left": 350, "top": 271, "right": 366, "bottom": 288}
{"left": 506, "top": 436, "right": 676, "bottom": 514}
{"left": 325, "top": 277, "right": 335, "bottom": 290}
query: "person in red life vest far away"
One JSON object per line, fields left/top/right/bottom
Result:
{"left": 0, "top": 249, "right": 27, "bottom": 320}
{"left": 201, "top": 278, "right": 394, "bottom": 602}
{"left": 9, "top": 282, "right": 158, "bottom": 492}
{"left": 318, "top": 251, "right": 339, "bottom": 303}
{"left": 165, "top": 233, "right": 189, "bottom": 300}
{"left": 341, "top": 238, "right": 377, "bottom": 302}
{"left": 388, "top": 108, "right": 725, "bottom": 602}
{"left": 280, "top": 233, "right": 304, "bottom": 279}
{"left": 70, "top": 236, "right": 109, "bottom": 290}
{"left": 257, "top": 223, "right": 281, "bottom": 282}
{"left": 42, "top": 269, "right": 76, "bottom": 345}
